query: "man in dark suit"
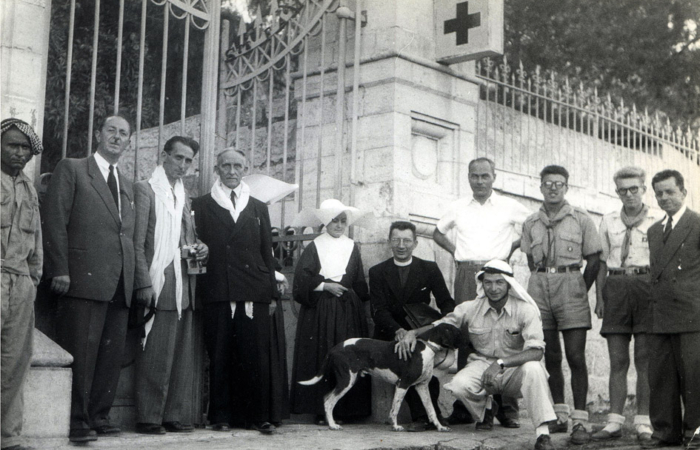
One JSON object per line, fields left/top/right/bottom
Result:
{"left": 132, "top": 136, "right": 208, "bottom": 434}
{"left": 192, "top": 148, "right": 280, "bottom": 435}
{"left": 644, "top": 170, "right": 700, "bottom": 449}
{"left": 42, "top": 115, "right": 136, "bottom": 443}
{"left": 370, "top": 221, "right": 455, "bottom": 430}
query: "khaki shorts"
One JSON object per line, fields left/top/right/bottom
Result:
{"left": 600, "top": 274, "right": 651, "bottom": 335}
{"left": 527, "top": 271, "right": 591, "bottom": 331}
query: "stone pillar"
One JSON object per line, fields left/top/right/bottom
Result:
{"left": 294, "top": 0, "right": 482, "bottom": 422}
{"left": 23, "top": 331, "right": 73, "bottom": 444}
{"left": 1, "top": 0, "right": 52, "bottom": 181}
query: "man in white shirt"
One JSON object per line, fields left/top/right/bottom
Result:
{"left": 433, "top": 158, "right": 531, "bottom": 427}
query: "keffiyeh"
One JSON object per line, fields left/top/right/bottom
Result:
{"left": 1, "top": 118, "right": 43, "bottom": 155}
{"left": 475, "top": 259, "right": 540, "bottom": 317}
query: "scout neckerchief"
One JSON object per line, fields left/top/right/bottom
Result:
{"left": 619, "top": 204, "right": 648, "bottom": 267}
{"left": 536, "top": 201, "right": 574, "bottom": 266}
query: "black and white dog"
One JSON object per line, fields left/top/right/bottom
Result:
{"left": 299, "top": 323, "right": 463, "bottom": 431}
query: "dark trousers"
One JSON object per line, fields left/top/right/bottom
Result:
{"left": 406, "top": 376, "right": 441, "bottom": 421}
{"left": 648, "top": 332, "right": 700, "bottom": 443}
{"left": 55, "top": 291, "right": 129, "bottom": 430}
{"left": 203, "top": 302, "right": 271, "bottom": 426}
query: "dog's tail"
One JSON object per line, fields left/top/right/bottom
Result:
{"left": 298, "top": 352, "right": 331, "bottom": 386}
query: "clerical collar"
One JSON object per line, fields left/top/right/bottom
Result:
{"left": 393, "top": 257, "right": 412, "bottom": 267}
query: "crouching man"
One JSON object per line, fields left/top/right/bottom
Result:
{"left": 397, "top": 260, "right": 557, "bottom": 450}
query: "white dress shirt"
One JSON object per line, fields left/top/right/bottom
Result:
{"left": 661, "top": 204, "right": 687, "bottom": 230}
{"left": 436, "top": 192, "right": 531, "bottom": 262}
{"left": 94, "top": 151, "right": 121, "bottom": 215}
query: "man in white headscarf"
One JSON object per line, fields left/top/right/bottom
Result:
{"left": 396, "top": 260, "right": 557, "bottom": 450}
{"left": 132, "top": 136, "right": 207, "bottom": 434}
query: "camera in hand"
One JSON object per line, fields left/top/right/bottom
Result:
{"left": 181, "top": 244, "right": 206, "bottom": 275}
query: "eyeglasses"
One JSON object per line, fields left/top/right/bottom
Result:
{"left": 616, "top": 186, "right": 642, "bottom": 196}
{"left": 541, "top": 181, "right": 567, "bottom": 190}
{"left": 390, "top": 238, "right": 414, "bottom": 246}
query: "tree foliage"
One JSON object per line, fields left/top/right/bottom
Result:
{"left": 504, "top": 0, "right": 700, "bottom": 128}
{"left": 42, "top": 0, "right": 205, "bottom": 174}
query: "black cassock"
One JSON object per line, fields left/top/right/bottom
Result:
{"left": 290, "top": 241, "right": 372, "bottom": 417}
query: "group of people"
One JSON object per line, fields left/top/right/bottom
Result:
{"left": 1, "top": 115, "right": 698, "bottom": 450}
{"left": 287, "top": 157, "right": 699, "bottom": 450}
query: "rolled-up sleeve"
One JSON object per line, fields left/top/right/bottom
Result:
{"left": 520, "top": 303, "right": 546, "bottom": 351}
{"left": 436, "top": 208, "right": 457, "bottom": 235}
{"left": 434, "top": 301, "right": 470, "bottom": 329}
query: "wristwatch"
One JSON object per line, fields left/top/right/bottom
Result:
{"left": 496, "top": 359, "right": 505, "bottom": 370}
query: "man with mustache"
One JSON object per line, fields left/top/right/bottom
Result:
{"left": 43, "top": 115, "right": 136, "bottom": 443}
{"left": 1, "top": 119, "right": 43, "bottom": 450}
{"left": 132, "top": 136, "right": 208, "bottom": 434}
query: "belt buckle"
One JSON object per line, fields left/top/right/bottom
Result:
{"left": 548, "top": 267, "right": 557, "bottom": 274}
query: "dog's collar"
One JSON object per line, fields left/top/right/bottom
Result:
{"left": 419, "top": 339, "right": 451, "bottom": 368}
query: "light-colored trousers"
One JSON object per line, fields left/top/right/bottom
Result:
{"left": 444, "top": 355, "right": 557, "bottom": 428}
{"left": 1, "top": 273, "right": 35, "bottom": 449}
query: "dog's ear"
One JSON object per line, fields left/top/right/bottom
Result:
{"left": 433, "top": 323, "right": 463, "bottom": 349}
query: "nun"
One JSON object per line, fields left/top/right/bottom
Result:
{"left": 290, "top": 199, "right": 372, "bottom": 424}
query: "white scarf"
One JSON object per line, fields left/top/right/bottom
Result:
{"left": 314, "top": 232, "right": 354, "bottom": 282}
{"left": 210, "top": 176, "right": 250, "bottom": 222}
{"left": 210, "top": 177, "right": 254, "bottom": 319}
{"left": 143, "top": 165, "right": 185, "bottom": 347}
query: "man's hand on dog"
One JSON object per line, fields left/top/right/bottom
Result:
{"left": 481, "top": 361, "right": 504, "bottom": 391}
{"left": 324, "top": 282, "right": 348, "bottom": 297}
{"left": 395, "top": 330, "right": 417, "bottom": 360}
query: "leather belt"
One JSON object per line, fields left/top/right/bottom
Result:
{"left": 457, "top": 260, "right": 490, "bottom": 267}
{"left": 535, "top": 265, "right": 581, "bottom": 274}
{"left": 608, "top": 267, "right": 650, "bottom": 276}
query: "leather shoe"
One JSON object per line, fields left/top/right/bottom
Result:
{"left": 250, "top": 422, "right": 276, "bottom": 435}
{"left": 211, "top": 422, "right": 231, "bottom": 432}
{"left": 641, "top": 436, "right": 682, "bottom": 448}
{"left": 499, "top": 417, "right": 520, "bottom": 428}
{"left": 534, "top": 434, "right": 556, "bottom": 450}
{"left": 446, "top": 408, "right": 475, "bottom": 425}
{"left": 69, "top": 429, "right": 98, "bottom": 443}
{"left": 4, "top": 445, "right": 36, "bottom": 450}
{"left": 475, "top": 408, "right": 494, "bottom": 431}
{"left": 163, "top": 421, "right": 194, "bottom": 432}
{"left": 93, "top": 424, "right": 121, "bottom": 436}
{"left": 548, "top": 420, "right": 568, "bottom": 434}
{"left": 591, "top": 428, "right": 622, "bottom": 441}
{"left": 570, "top": 423, "right": 591, "bottom": 445}
{"left": 135, "top": 423, "right": 166, "bottom": 435}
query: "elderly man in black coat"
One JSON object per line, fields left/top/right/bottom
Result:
{"left": 370, "top": 221, "right": 455, "bottom": 430}
{"left": 192, "top": 148, "right": 280, "bottom": 435}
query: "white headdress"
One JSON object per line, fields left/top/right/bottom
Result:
{"left": 475, "top": 260, "right": 540, "bottom": 317}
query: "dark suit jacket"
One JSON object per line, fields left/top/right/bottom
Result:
{"left": 132, "top": 180, "right": 197, "bottom": 310}
{"left": 191, "top": 193, "right": 278, "bottom": 304}
{"left": 42, "top": 155, "right": 135, "bottom": 304}
{"left": 370, "top": 256, "right": 455, "bottom": 341}
{"left": 648, "top": 208, "right": 700, "bottom": 333}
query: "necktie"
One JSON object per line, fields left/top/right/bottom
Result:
{"left": 230, "top": 191, "right": 236, "bottom": 209}
{"left": 108, "top": 165, "right": 119, "bottom": 208}
{"left": 663, "top": 216, "right": 673, "bottom": 244}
